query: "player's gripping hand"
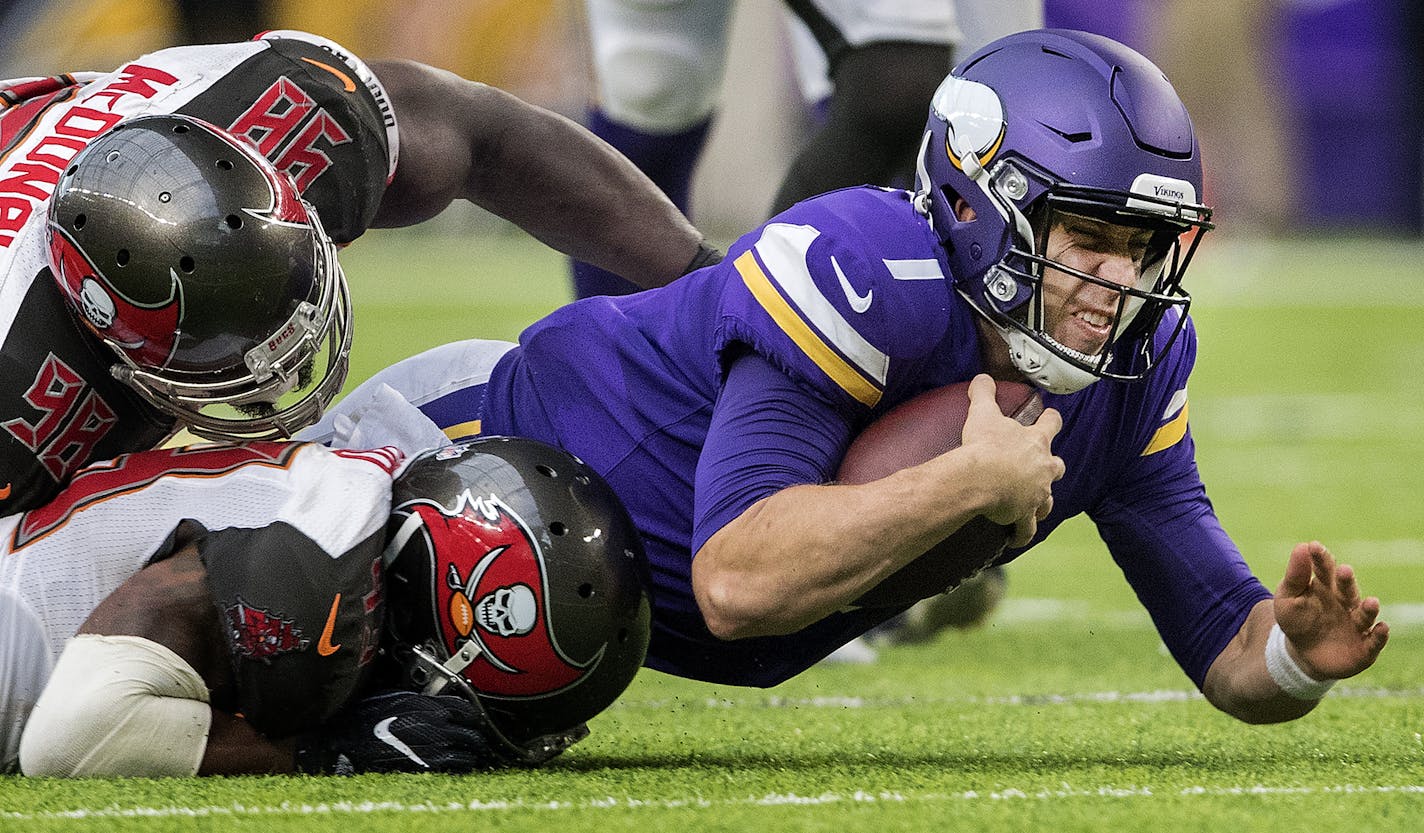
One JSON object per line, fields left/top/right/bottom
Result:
{"left": 296, "top": 690, "right": 516, "bottom": 774}
{"left": 1274, "top": 541, "right": 1389, "bottom": 681}
{"left": 960, "top": 375, "right": 1064, "bottom": 547}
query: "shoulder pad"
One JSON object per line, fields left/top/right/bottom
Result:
{"left": 1137, "top": 313, "right": 1197, "bottom": 457}
{"left": 718, "top": 188, "right": 952, "bottom": 410}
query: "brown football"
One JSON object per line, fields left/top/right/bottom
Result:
{"left": 838, "top": 379, "right": 1044, "bottom": 608}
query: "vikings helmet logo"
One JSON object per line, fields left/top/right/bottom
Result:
{"left": 404, "top": 493, "right": 602, "bottom": 700}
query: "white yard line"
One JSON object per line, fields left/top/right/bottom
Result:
{"left": 7, "top": 784, "right": 1424, "bottom": 820}
{"left": 615, "top": 684, "right": 1424, "bottom": 711}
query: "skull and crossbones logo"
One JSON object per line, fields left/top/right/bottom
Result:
{"left": 448, "top": 554, "right": 538, "bottom": 637}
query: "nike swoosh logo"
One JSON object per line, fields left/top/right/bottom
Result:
{"left": 831, "top": 256, "right": 873, "bottom": 313}
{"left": 301, "top": 57, "right": 356, "bottom": 92}
{"left": 374, "top": 716, "right": 429, "bottom": 769}
{"left": 316, "top": 593, "right": 342, "bottom": 656}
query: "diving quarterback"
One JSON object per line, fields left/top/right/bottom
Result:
{"left": 1, "top": 436, "right": 651, "bottom": 776}
{"left": 0, "top": 30, "right": 712, "bottom": 516}
{"left": 305, "top": 30, "right": 1388, "bottom": 721}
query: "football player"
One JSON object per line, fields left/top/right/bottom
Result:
{"left": 0, "top": 30, "right": 713, "bottom": 516}
{"left": 304, "top": 30, "right": 1387, "bottom": 722}
{"left": 576, "top": 2, "right": 1043, "bottom": 648}
{"left": 2, "top": 436, "right": 650, "bottom": 776}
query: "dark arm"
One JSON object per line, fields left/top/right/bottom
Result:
{"left": 368, "top": 59, "right": 708, "bottom": 289}
{"left": 78, "top": 543, "right": 297, "bottom": 774}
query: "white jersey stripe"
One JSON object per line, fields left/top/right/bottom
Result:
{"left": 753, "top": 223, "right": 889, "bottom": 385}
{"left": 885, "top": 258, "right": 946, "bottom": 281}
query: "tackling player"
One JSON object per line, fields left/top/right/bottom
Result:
{"left": 1, "top": 436, "right": 650, "bottom": 776}
{"left": 305, "top": 30, "right": 1388, "bottom": 723}
{"left": 0, "top": 30, "right": 712, "bottom": 516}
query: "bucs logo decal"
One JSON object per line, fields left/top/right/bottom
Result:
{"left": 401, "top": 492, "right": 599, "bottom": 699}
{"left": 225, "top": 597, "right": 309, "bottom": 663}
{"left": 47, "top": 228, "right": 183, "bottom": 369}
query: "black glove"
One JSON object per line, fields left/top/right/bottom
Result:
{"left": 296, "top": 690, "right": 516, "bottom": 774}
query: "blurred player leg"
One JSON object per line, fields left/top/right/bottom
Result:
{"left": 770, "top": 0, "right": 958, "bottom": 213}
{"left": 574, "top": 0, "right": 734, "bottom": 298}
{"left": 952, "top": 0, "right": 1043, "bottom": 54}
{"left": 773, "top": 0, "right": 1043, "bottom": 213}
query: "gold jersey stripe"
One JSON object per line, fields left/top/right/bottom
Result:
{"left": 442, "top": 419, "right": 482, "bottom": 440}
{"left": 735, "top": 251, "right": 882, "bottom": 408}
{"left": 1142, "top": 400, "right": 1189, "bottom": 456}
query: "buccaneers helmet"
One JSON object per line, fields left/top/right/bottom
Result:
{"left": 46, "top": 113, "right": 351, "bottom": 440}
{"left": 914, "top": 29, "right": 1214, "bottom": 394}
{"left": 381, "top": 437, "right": 652, "bottom": 756}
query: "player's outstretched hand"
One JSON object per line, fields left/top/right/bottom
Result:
{"left": 1274, "top": 541, "right": 1389, "bottom": 681}
{"left": 297, "top": 690, "right": 516, "bottom": 774}
{"left": 961, "top": 374, "right": 1064, "bottom": 547}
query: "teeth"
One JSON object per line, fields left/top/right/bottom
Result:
{"left": 1077, "top": 311, "right": 1110, "bottom": 329}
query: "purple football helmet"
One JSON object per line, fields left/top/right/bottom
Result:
{"left": 914, "top": 29, "right": 1214, "bottom": 393}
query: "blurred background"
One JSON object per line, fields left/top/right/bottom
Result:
{"left": 4, "top": 0, "right": 1419, "bottom": 704}
{"left": 2, "top": 0, "right": 1420, "bottom": 242}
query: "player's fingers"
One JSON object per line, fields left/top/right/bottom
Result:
{"left": 1356, "top": 595, "right": 1381, "bottom": 630}
{"left": 1276, "top": 543, "right": 1314, "bottom": 597}
{"left": 1367, "top": 620, "right": 1390, "bottom": 657}
{"left": 1335, "top": 563, "right": 1359, "bottom": 603}
{"left": 1007, "top": 514, "right": 1037, "bottom": 549}
{"left": 1032, "top": 407, "right": 1063, "bottom": 440}
{"left": 1308, "top": 541, "right": 1337, "bottom": 588}
{"left": 965, "top": 374, "right": 998, "bottom": 413}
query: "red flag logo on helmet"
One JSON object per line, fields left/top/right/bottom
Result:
{"left": 409, "top": 494, "right": 599, "bottom": 699}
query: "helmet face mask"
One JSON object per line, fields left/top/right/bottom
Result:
{"left": 380, "top": 438, "right": 653, "bottom": 751}
{"left": 45, "top": 114, "right": 352, "bottom": 440}
{"left": 915, "top": 30, "right": 1214, "bottom": 394}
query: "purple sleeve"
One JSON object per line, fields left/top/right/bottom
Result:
{"left": 1090, "top": 428, "right": 1272, "bottom": 689}
{"left": 690, "top": 350, "right": 857, "bottom": 557}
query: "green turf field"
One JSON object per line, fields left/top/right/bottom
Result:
{"left": 3, "top": 230, "right": 1421, "bottom": 831}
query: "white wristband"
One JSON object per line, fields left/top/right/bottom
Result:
{"left": 1265, "top": 623, "right": 1335, "bottom": 701}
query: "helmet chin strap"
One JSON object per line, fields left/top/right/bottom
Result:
{"left": 995, "top": 322, "right": 1099, "bottom": 395}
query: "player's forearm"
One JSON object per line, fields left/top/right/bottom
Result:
{"left": 693, "top": 450, "right": 997, "bottom": 639}
{"left": 198, "top": 711, "right": 298, "bottom": 775}
{"left": 371, "top": 60, "right": 703, "bottom": 288}
{"left": 458, "top": 90, "right": 704, "bottom": 288}
{"left": 1201, "top": 600, "right": 1319, "bottom": 723}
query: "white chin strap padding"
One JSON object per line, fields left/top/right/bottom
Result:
{"left": 1001, "top": 327, "right": 1099, "bottom": 395}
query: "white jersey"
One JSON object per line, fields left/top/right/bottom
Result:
{"left": 0, "top": 31, "right": 397, "bottom": 516}
{"left": 0, "top": 441, "right": 404, "bottom": 771}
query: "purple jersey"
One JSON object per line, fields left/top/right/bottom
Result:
{"left": 352, "top": 186, "right": 1270, "bottom": 688}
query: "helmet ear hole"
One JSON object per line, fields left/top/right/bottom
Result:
{"left": 115, "top": 249, "right": 129, "bottom": 267}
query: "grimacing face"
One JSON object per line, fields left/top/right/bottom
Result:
{"left": 1038, "top": 212, "right": 1155, "bottom": 359}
